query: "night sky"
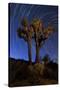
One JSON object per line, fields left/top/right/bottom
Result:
{"left": 9, "top": 3, "right": 58, "bottom": 62}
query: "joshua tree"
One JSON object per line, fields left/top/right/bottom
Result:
{"left": 17, "top": 18, "right": 54, "bottom": 64}
{"left": 42, "top": 54, "right": 50, "bottom": 65}
{"left": 17, "top": 18, "right": 34, "bottom": 64}
{"left": 31, "top": 18, "right": 54, "bottom": 63}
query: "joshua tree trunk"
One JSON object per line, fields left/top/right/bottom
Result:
{"left": 28, "top": 37, "right": 32, "bottom": 64}
{"left": 35, "top": 43, "right": 40, "bottom": 63}
{"left": 35, "top": 30, "right": 40, "bottom": 63}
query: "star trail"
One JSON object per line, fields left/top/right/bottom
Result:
{"left": 9, "top": 3, "right": 58, "bottom": 62}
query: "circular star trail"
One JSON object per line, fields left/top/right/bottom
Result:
{"left": 9, "top": 3, "right": 58, "bottom": 62}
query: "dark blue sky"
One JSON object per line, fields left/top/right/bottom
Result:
{"left": 9, "top": 3, "right": 58, "bottom": 62}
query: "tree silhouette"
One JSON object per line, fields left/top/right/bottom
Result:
{"left": 31, "top": 18, "right": 54, "bottom": 63}
{"left": 17, "top": 18, "right": 34, "bottom": 64}
{"left": 42, "top": 54, "right": 50, "bottom": 65}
